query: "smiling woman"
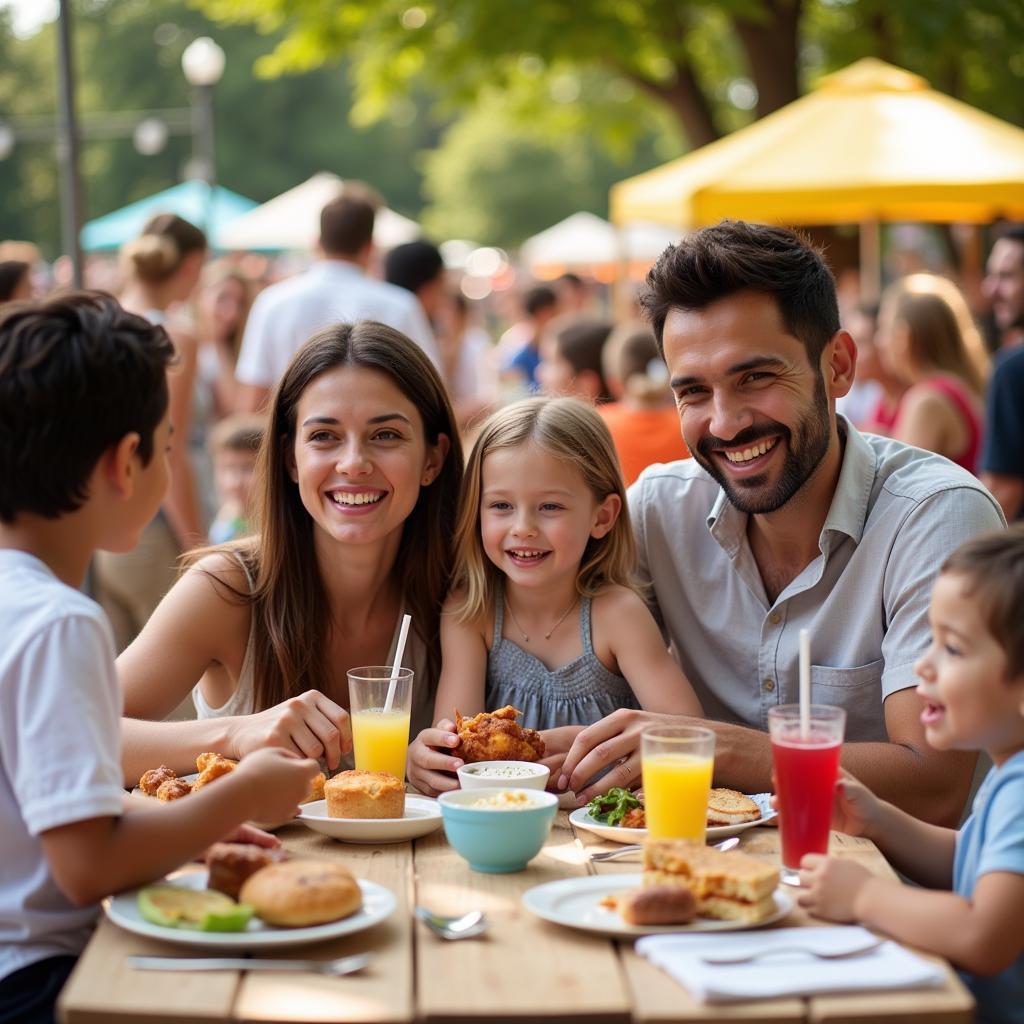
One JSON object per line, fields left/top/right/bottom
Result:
{"left": 118, "top": 322, "right": 463, "bottom": 783}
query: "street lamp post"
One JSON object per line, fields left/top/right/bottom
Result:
{"left": 181, "top": 37, "right": 225, "bottom": 232}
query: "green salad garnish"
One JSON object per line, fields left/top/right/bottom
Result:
{"left": 586, "top": 787, "right": 642, "bottom": 826}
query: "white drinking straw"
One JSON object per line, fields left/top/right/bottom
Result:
{"left": 799, "top": 628, "right": 811, "bottom": 739}
{"left": 383, "top": 613, "right": 412, "bottom": 713}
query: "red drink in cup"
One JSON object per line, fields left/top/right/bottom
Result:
{"left": 768, "top": 704, "right": 845, "bottom": 886}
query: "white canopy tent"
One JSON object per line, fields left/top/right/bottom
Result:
{"left": 214, "top": 172, "right": 421, "bottom": 252}
{"left": 519, "top": 212, "right": 681, "bottom": 279}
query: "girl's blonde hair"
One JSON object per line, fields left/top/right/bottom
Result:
{"left": 451, "top": 396, "right": 636, "bottom": 625}
{"left": 881, "top": 273, "right": 989, "bottom": 394}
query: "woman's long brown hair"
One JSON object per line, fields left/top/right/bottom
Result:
{"left": 222, "top": 321, "right": 462, "bottom": 711}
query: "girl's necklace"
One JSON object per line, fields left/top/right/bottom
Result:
{"left": 505, "top": 596, "right": 578, "bottom": 644}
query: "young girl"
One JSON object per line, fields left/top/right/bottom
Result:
{"left": 799, "top": 526, "right": 1024, "bottom": 1024}
{"left": 408, "top": 396, "right": 702, "bottom": 795}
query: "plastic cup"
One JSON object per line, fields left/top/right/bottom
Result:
{"left": 347, "top": 666, "right": 414, "bottom": 782}
{"left": 768, "top": 704, "right": 846, "bottom": 885}
{"left": 641, "top": 725, "right": 715, "bottom": 840}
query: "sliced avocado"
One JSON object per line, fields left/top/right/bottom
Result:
{"left": 138, "top": 885, "right": 253, "bottom": 932}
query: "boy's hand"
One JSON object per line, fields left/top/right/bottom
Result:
{"left": 231, "top": 691, "right": 352, "bottom": 770}
{"left": 797, "top": 854, "right": 873, "bottom": 922}
{"left": 407, "top": 720, "right": 461, "bottom": 796}
{"left": 234, "top": 747, "right": 319, "bottom": 824}
{"left": 216, "top": 822, "right": 281, "bottom": 849}
{"left": 830, "top": 770, "right": 882, "bottom": 838}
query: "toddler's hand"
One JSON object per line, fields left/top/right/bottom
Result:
{"left": 830, "top": 770, "right": 882, "bottom": 838}
{"left": 234, "top": 747, "right": 319, "bottom": 824}
{"left": 797, "top": 854, "right": 872, "bottom": 922}
{"left": 407, "top": 719, "right": 462, "bottom": 797}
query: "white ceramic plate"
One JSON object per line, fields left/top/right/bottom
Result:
{"left": 522, "top": 873, "right": 792, "bottom": 938}
{"left": 569, "top": 793, "right": 776, "bottom": 845}
{"left": 104, "top": 867, "right": 395, "bottom": 950}
{"left": 297, "top": 795, "right": 442, "bottom": 844}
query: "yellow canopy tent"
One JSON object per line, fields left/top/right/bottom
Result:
{"left": 612, "top": 57, "right": 1024, "bottom": 226}
{"left": 610, "top": 58, "right": 1024, "bottom": 294}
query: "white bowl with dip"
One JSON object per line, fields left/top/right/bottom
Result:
{"left": 457, "top": 760, "right": 550, "bottom": 791}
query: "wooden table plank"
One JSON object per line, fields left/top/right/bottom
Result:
{"left": 415, "top": 810, "right": 631, "bottom": 1024}
{"left": 233, "top": 824, "right": 413, "bottom": 1024}
{"left": 59, "top": 915, "right": 240, "bottom": 1024}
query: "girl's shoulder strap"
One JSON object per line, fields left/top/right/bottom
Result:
{"left": 579, "top": 595, "right": 594, "bottom": 654}
{"left": 491, "top": 581, "right": 506, "bottom": 649}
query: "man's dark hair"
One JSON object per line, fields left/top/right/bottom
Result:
{"left": 524, "top": 285, "right": 558, "bottom": 318}
{"left": 0, "top": 291, "right": 175, "bottom": 523}
{"left": 320, "top": 195, "right": 376, "bottom": 257}
{"left": 640, "top": 220, "right": 841, "bottom": 365}
{"left": 384, "top": 240, "right": 444, "bottom": 295}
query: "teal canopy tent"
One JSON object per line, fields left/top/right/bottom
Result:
{"left": 81, "top": 181, "right": 257, "bottom": 251}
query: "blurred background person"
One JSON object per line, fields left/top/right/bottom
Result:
{"left": 92, "top": 213, "right": 207, "bottom": 654}
{"left": 0, "top": 261, "right": 31, "bottom": 305}
{"left": 537, "top": 315, "right": 614, "bottom": 404}
{"left": 207, "top": 413, "right": 264, "bottom": 544}
{"left": 875, "top": 273, "right": 989, "bottom": 474}
{"left": 196, "top": 261, "right": 254, "bottom": 419}
{"left": 555, "top": 271, "right": 592, "bottom": 315}
{"left": 234, "top": 189, "right": 438, "bottom": 411}
{"left": 384, "top": 239, "right": 447, "bottom": 327}
{"left": 499, "top": 284, "right": 559, "bottom": 396}
{"left": 435, "top": 290, "right": 496, "bottom": 435}
{"left": 598, "top": 322, "right": 689, "bottom": 486}
{"left": 982, "top": 224, "right": 1024, "bottom": 350}
{"left": 842, "top": 302, "right": 908, "bottom": 434}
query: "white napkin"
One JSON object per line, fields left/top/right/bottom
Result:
{"left": 636, "top": 926, "right": 946, "bottom": 1004}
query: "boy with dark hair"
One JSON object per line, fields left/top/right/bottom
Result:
{"left": 0, "top": 292, "right": 316, "bottom": 1024}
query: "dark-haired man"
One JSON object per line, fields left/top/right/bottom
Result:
{"left": 235, "top": 191, "right": 439, "bottom": 411}
{"left": 558, "top": 220, "right": 1003, "bottom": 826}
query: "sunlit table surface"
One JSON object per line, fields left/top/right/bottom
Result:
{"left": 58, "top": 806, "right": 974, "bottom": 1024}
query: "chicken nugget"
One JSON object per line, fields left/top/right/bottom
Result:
{"left": 138, "top": 765, "right": 177, "bottom": 797}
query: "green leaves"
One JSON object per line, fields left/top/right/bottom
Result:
{"left": 586, "top": 787, "right": 643, "bottom": 826}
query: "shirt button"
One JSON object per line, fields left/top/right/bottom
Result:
{"left": 762, "top": 678, "right": 775, "bottom": 692}
{"left": 768, "top": 612, "right": 781, "bottom": 625}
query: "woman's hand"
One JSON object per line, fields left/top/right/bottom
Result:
{"left": 538, "top": 725, "right": 585, "bottom": 789}
{"left": 229, "top": 691, "right": 352, "bottom": 770}
{"left": 797, "top": 854, "right": 873, "bottom": 922}
{"left": 407, "top": 719, "right": 462, "bottom": 796}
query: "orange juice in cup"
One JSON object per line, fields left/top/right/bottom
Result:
{"left": 347, "top": 666, "right": 414, "bottom": 782}
{"left": 641, "top": 726, "right": 715, "bottom": 840}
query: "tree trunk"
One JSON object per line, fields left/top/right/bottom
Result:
{"left": 625, "top": 61, "right": 721, "bottom": 148}
{"left": 732, "top": 0, "right": 802, "bottom": 119}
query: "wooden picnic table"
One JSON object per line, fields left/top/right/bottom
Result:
{"left": 58, "top": 808, "right": 975, "bottom": 1024}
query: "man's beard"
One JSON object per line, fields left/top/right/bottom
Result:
{"left": 693, "top": 374, "right": 831, "bottom": 515}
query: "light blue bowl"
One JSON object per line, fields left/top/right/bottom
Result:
{"left": 438, "top": 787, "right": 558, "bottom": 873}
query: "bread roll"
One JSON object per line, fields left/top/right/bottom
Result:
{"left": 325, "top": 769, "right": 405, "bottom": 819}
{"left": 619, "top": 885, "right": 697, "bottom": 926}
{"left": 239, "top": 859, "right": 362, "bottom": 927}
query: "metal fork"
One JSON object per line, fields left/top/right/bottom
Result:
{"left": 701, "top": 940, "right": 885, "bottom": 965}
{"left": 590, "top": 836, "right": 740, "bottom": 862}
{"left": 127, "top": 953, "right": 372, "bottom": 976}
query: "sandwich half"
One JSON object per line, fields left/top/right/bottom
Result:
{"left": 642, "top": 839, "right": 779, "bottom": 923}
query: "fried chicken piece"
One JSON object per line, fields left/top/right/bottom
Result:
{"left": 138, "top": 765, "right": 177, "bottom": 797}
{"left": 156, "top": 777, "right": 193, "bottom": 801}
{"left": 193, "top": 753, "right": 237, "bottom": 791}
{"left": 620, "top": 806, "right": 646, "bottom": 829}
{"left": 453, "top": 705, "right": 545, "bottom": 763}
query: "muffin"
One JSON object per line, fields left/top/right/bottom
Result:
{"left": 324, "top": 769, "right": 405, "bottom": 819}
{"left": 239, "top": 859, "right": 362, "bottom": 927}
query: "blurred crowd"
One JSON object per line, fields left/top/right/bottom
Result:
{"left": 3, "top": 198, "right": 1024, "bottom": 655}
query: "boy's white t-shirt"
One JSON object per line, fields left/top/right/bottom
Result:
{"left": 0, "top": 550, "right": 126, "bottom": 982}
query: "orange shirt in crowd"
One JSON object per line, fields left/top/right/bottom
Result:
{"left": 598, "top": 403, "right": 690, "bottom": 487}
